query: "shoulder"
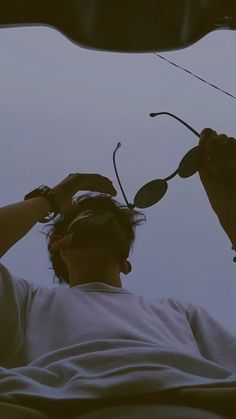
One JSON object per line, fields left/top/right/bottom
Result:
{"left": 149, "top": 296, "right": 206, "bottom": 318}
{"left": 0, "top": 262, "right": 45, "bottom": 301}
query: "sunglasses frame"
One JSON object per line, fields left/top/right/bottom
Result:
{"left": 113, "top": 112, "right": 201, "bottom": 209}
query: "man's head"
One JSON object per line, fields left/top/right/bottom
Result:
{"left": 42, "top": 193, "right": 146, "bottom": 287}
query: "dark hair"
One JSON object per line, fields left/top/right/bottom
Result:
{"left": 41, "top": 193, "right": 146, "bottom": 286}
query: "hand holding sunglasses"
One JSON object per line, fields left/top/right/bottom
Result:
{"left": 198, "top": 127, "right": 236, "bottom": 257}
{"left": 113, "top": 112, "right": 236, "bottom": 210}
{"left": 113, "top": 112, "right": 236, "bottom": 261}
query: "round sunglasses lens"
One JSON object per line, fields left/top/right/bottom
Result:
{"left": 178, "top": 146, "right": 200, "bottom": 178}
{"left": 134, "top": 179, "right": 168, "bottom": 209}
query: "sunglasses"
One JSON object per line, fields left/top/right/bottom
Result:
{"left": 113, "top": 112, "right": 201, "bottom": 209}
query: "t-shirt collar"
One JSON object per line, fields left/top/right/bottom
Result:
{"left": 71, "top": 281, "right": 132, "bottom": 294}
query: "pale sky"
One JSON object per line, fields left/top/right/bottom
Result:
{"left": 1, "top": 25, "right": 236, "bottom": 333}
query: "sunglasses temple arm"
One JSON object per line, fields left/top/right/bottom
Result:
{"left": 113, "top": 143, "right": 132, "bottom": 208}
{"left": 149, "top": 112, "right": 200, "bottom": 139}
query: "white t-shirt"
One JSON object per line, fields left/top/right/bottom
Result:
{"left": 1, "top": 262, "right": 236, "bottom": 405}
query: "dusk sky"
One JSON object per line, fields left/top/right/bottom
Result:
{"left": 1, "top": 25, "right": 236, "bottom": 333}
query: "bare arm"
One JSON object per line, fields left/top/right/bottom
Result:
{"left": 198, "top": 129, "right": 236, "bottom": 251}
{"left": 0, "top": 197, "right": 52, "bottom": 258}
{"left": 0, "top": 173, "right": 117, "bottom": 258}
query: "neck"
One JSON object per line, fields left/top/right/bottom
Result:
{"left": 67, "top": 248, "right": 122, "bottom": 288}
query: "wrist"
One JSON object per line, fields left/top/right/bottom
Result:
{"left": 24, "top": 185, "right": 61, "bottom": 223}
{"left": 19, "top": 196, "right": 53, "bottom": 225}
{"left": 38, "top": 195, "right": 54, "bottom": 214}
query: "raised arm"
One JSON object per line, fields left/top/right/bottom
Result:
{"left": 0, "top": 197, "right": 52, "bottom": 258}
{"left": 0, "top": 173, "right": 116, "bottom": 258}
{"left": 198, "top": 128, "right": 236, "bottom": 250}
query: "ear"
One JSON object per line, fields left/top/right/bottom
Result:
{"left": 120, "top": 260, "right": 132, "bottom": 275}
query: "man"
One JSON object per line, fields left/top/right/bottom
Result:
{"left": 0, "top": 128, "right": 236, "bottom": 419}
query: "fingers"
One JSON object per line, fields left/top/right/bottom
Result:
{"left": 56, "top": 173, "right": 117, "bottom": 197}
{"left": 78, "top": 174, "right": 117, "bottom": 196}
{"left": 199, "top": 128, "right": 236, "bottom": 151}
{"left": 199, "top": 128, "right": 236, "bottom": 172}
{"left": 100, "top": 177, "right": 117, "bottom": 196}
